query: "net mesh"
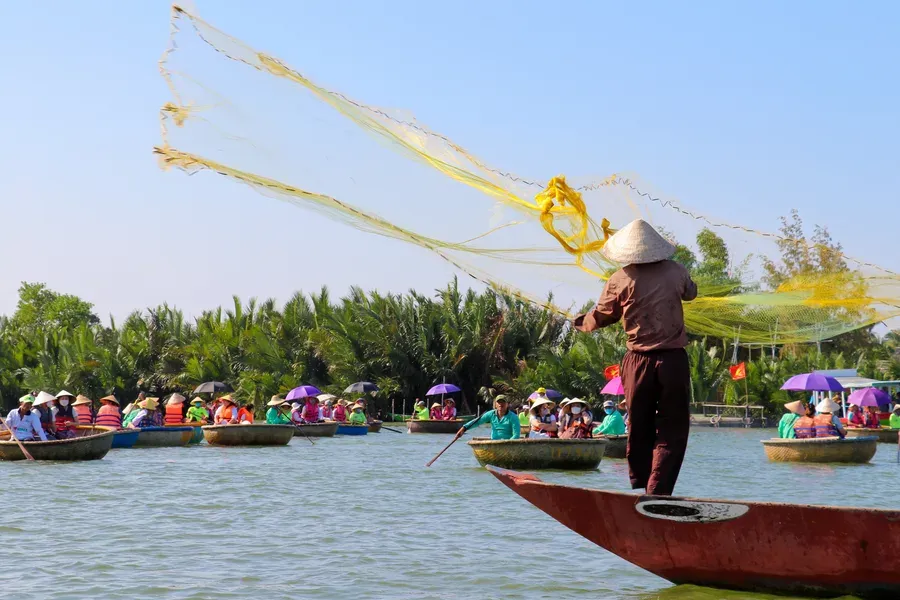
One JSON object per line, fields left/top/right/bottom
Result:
{"left": 155, "top": 5, "right": 900, "bottom": 345}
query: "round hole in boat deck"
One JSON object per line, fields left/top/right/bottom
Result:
{"left": 641, "top": 504, "right": 701, "bottom": 518}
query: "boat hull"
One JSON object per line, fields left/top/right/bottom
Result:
{"left": 468, "top": 438, "right": 607, "bottom": 470}
{"left": 111, "top": 429, "right": 140, "bottom": 448}
{"left": 335, "top": 424, "right": 368, "bottom": 436}
{"left": 294, "top": 422, "right": 338, "bottom": 437}
{"left": 367, "top": 420, "right": 383, "bottom": 433}
{"left": 166, "top": 422, "right": 205, "bottom": 444}
{"left": 487, "top": 466, "right": 900, "bottom": 599}
{"left": 202, "top": 424, "right": 294, "bottom": 446}
{"left": 134, "top": 426, "right": 193, "bottom": 448}
{"left": 0, "top": 426, "right": 114, "bottom": 461}
{"left": 761, "top": 436, "right": 877, "bottom": 463}
{"left": 407, "top": 419, "right": 462, "bottom": 434}
{"left": 845, "top": 428, "right": 899, "bottom": 444}
{"left": 598, "top": 434, "right": 627, "bottom": 458}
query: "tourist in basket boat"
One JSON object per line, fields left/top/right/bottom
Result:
{"left": 864, "top": 405, "right": 881, "bottom": 429}
{"left": 813, "top": 398, "right": 846, "bottom": 438}
{"left": 186, "top": 397, "right": 209, "bottom": 423}
{"left": 574, "top": 219, "right": 697, "bottom": 496}
{"left": 214, "top": 395, "right": 239, "bottom": 424}
{"left": 164, "top": 394, "right": 186, "bottom": 425}
{"left": 51, "top": 391, "right": 79, "bottom": 439}
{"left": 441, "top": 398, "right": 457, "bottom": 421}
{"left": 412, "top": 399, "right": 429, "bottom": 420}
{"left": 128, "top": 397, "right": 163, "bottom": 428}
{"left": 73, "top": 395, "right": 94, "bottom": 424}
{"left": 593, "top": 400, "right": 627, "bottom": 436}
{"left": 456, "top": 395, "right": 521, "bottom": 441}
{"left": 31, "top": 392, "right": 57, "bottom": 438}
{"left": 301, "top": 396, "right": 322, "bottom": 423}
{"left": 94, "top": 395, "right": 122, "bottom": 429}
{"left": 777, "top": 400, "right": 806, "bottom": 439}
{"left": 559, "top": 398, "right": 593, "bottom": 439}
{"left": 517, "top": 402, "right": 531, "bottom": 429}
{"left": 332, "top": 399, "right": 348, "bottom": 422}
{"left": 348, "top": 402, "right": 367, "bottom": 425}
{"left": 793, "top": 404, "right": 817, "bottom": 438}
{"left": 290, "top": 402, "right": 303, "bottom": 425}
{"left": 237, "top": 402, "right": 254, "bottom": 424}
{"left": 846, "top": 403, "right": 865, "bottom": 427}
{"left": 528, "top": 397, "right": 558, "bottom": 438}
{"left": 320, "top": 399, "right": 334, "bottom": 420}
{"left": 430, "top": 402, "right": 443, "bottom": 420}
{"left": 121, "top": 392, "right": 145, "bottom": 427}
{"left": 890, "top": 405, "right": 900, "bottom": 429}
{"left": 266, "top": 396, "right": 292, "bottom": 424}
{"left": 4, "top": 395, "right": 47, "bottom": 441}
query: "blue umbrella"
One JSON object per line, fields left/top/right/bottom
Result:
{"left": 426, "top": 383, "right": 461, "bottom": 396}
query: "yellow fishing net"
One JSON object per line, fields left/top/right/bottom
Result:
{"left": 155, "top": 5, "right": 900, "bottom": 344}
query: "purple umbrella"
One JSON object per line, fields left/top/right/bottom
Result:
{"left": 528, "top": 389, "right": 563, "bottom": 400}
{"left": 426, "top": 383, "right": 461, "bottom": 396}
{"left": 780, "top": 373, "right": 844, "bottom": 392}
{"left": 286, "top": 385, "right": 322, "bottom": 401}
{"left": 600, "top": 377, "right": 625, "bottom": 396}
{"left": 847, "top": 387, "right": 890, "bottom": 407}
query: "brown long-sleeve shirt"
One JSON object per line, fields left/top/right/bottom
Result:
{"left": 574, "top": 260, "right": 697, "bottom": 352}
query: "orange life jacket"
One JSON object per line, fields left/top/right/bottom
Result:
{"left": 95, "top": 404, "right": 122, "bottom": 429}
{"left": 813, "top": 414, "right": 841, "bottom": 438}
{"left": 794, "top": 416, "right": 816, "bottom": 438}
{"left": 74, "top": 404, "right": 93, "bottom": 424}
{"left": 164, "top": 403, "right": 184, "bottom": 425}
{"left": 237, "top": 407, "right": 254, "bottom": 423}
{"left": 531, "top": 413, "right": 558, "bottom": 438}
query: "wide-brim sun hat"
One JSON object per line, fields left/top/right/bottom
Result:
{"left": 601, "top": 219, "right": 675, "bottom": 265}
{"left": 140, "top": 398, "right": 160, "bottom": 410}
{"left": 602, "top": 400, "right": 615, "bottom": 408}
{"left": 190, "top": 397, "right": 204, "bottom": 405}
{"left": 291, "top": 402, "right": 302, "bottom": 410}
{"left": 167, "top": 393, "right": 186, "bottom": 406}
{"left": 567, "top": 398, "right": 588, "bottom": 407}
{"left": 351, "top": 402, "right": 365, "bottom": 410}
{"left": 100, "top": 395, "right": 120, "bottom": 405}
{"left": 431, "top": 402, "right": 442, "bottom": 409}
{"left": 55, "top": 390, "right": 76, "bottom": 400}
{"left": 34, "top": 392, "right": 56, "bottom": 406}
{"left": 267, "top": 397, "right": 286, "bottom": 407}
{"left": 73, "top": 395, "right": 93, "bottom": 407}
{"left": 530, "top": 398, "right": 556, "bottom": 413}
{"left": 816, "top": 398, "right": 841, "bottom": 414}
{"left": 783, "top": 400, "right": 805, "bottom": 414}
{"left": 559, "top": 398, "right": 571, "bottom": 407}
{"left": 218, "top": 394, "right": 235, "bottom": 404}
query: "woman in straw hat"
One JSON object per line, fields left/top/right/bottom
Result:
{"left": 95, "top": 395, "right": 123, "bottom": 429}
{"left": 72, "top": 395, "right": 94, "bottom": 424}
{"left": 527, "top": 397, "right": 558, "bottom": 438}
{"left": 32, "top": 391, "right": 58, "bottom": 439}
{"left": 186, "top": 397, "right": 210, "bottom": 424}
{"left": 429, "top": 402, "right": 443, "bottom": 420}
{"left": 214, "top": 395, "right": 239, "bottom": 425}
{"left": 574, "top": 219, "right": 697, "bottom": 496}
{"left": 127, "top": 397, "right": 163, "bottom": 428}
{"left": 348, "top": 401, "right": 367, "bottom": 425}
{"left": 813, "top": 397, "right": 847, "bottom": 438}
{"left": 777, "top": 400, "right": 806, "bottom": 439}
{"left": 559, "top": 398, "right": 593, "bottom": 439}
{"left": 265, "top": 396, "right": 292, "bottom": 424}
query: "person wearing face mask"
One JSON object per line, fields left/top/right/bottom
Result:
{"left": 52, "top": 390, "right": 79, "bottom": 439}
{"left": 559, "top": 398, "right": 593, "bottom": 439}
{"left": 593, "top": 400, "right": 627, "bottom": 436}
{"left": 528, "top": 398, "right": 558, "bottom": 438}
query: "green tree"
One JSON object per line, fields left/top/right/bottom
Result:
{"left": 10, "top": 282, "right": 99, "bottom": 332}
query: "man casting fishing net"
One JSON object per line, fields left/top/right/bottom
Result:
{"left": 575, "top": 219, "right": 697, "bottom": 496}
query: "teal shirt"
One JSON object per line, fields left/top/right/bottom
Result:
{"left": 464, "top": 410, "right": 520, "bottom": 440}
{"left": 593, "top": 411, "right": 627, "bottom": 436}
{"left": 266, "top": 407, "right": 291, "bottom": 424}
{"left": 777, "top": 413, "right": 799, "bottom": 439}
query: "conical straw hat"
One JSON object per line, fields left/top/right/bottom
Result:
{"left": 530, "top": 398, "right": 556, "bottom": 413}
{"left": 783, "top": 400, "right": 805, "bottom": 415}
{"left": 73, "top": 395, "right": 93, "bottom": 406}
{"left": 602, "top": 219, "right": 675, "bottom": 265}
{"left": 167, "top": 393, "right": 186, "bottom": 406}
{"left": 816, "top": 397, "right": 841, "bottom": 414}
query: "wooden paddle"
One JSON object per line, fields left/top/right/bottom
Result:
{"left": 425, "top": 429, "right": 464, "bottom": 467}
{"left": 294, "top": 421, "right": 316, "bottom": 445}
{"left": 2, "top": 420, "right": 35, "bottom": 461}
{"left": 381, "top": 425, "right": 404, "bottom": 434}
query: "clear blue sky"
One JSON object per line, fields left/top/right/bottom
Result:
{"left": 1, "top": 0, "right": 897, "bottom": 322}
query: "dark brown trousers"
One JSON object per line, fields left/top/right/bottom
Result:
{"left": 621, "top": 348, "right": 691, "bottom": 496}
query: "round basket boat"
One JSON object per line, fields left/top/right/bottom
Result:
{"left": 166, "top": 422, "right": 206, "bottom": 444}
{"left": 111, "top": 429, "right": 140, "bottom": 448}
{"left": 845, "top": 428, "right": 899, "bottom": 444}
{"left": 367, "top": 420, "right": 383, "bottom": 433}
{"left": 335, "top": 424, "right": 369, "bottom": 436}
{"left": 0, "top": 426, "right": 115, "bottom": 461}
{"left": 294, "top": 422, "right": 338, "bottom": 437}
{"left": 761, "top": 436, "right": 878, "bottom": 464}
{"left": 407, "top": 419, "right": 463, "bottom": 434}
{"left": 467, "top": 438, "right": 608, "bottom": 470}
{"left": 134, "top": 426, "right": 193, "bottom": 448}
{"left": 202, "top": 424, "right": 294, "bottom": 446}
{"left": 598, "top": 434, "right": 627, "bottom": 459}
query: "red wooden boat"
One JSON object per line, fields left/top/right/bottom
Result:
{"left": 487, "top": 466, "right": 900, "bottom": 599}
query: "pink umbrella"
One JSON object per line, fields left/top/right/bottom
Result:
{"left": 601, "top": 377, "right": 625, "bottom": 395}
{"left": 847, "top": 387, "right": 890, "bottom": 407}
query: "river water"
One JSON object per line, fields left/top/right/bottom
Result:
{"left": 1, "top": 426, "right": 891, "bottom": 599}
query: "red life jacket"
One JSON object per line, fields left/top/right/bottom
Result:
{"left": 333, "top": 405, "right": 347, "bottom": 422}
{"left": 301, "top": 402, "right": 319, "bottom": 422}
{"left": 813, "top": 414, "right": 841, "bottom": 438}
{"left": 164, "top": 404, "right": 184, "bottom": 425}
{"left": 441, "top": 406, "right": 456, "bottom": 420}
{"left": 849, "top": 411, "right": 866, "bottom": 427}
{"left": 321, "top": 406, "right": 333, "bottom": 419}
{"left": 55, "top": 412, "right": 76, "bottom": 434}
{"left": 74, "top": 404, "right": 93, "bottom": 424}
{"left": 864, "top": 412, "right": 880, "bottom": 428}
{"left": 95, "top": 404, "right": 122, "bottom": 429}
{"left": 531, "top": 413, "right": 558, "bottom": 438}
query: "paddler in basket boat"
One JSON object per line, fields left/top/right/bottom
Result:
{"left": 777, "top": 400, "right": 806, "bottom": 439}
{"left": 266, "top": 396, "right": 292, "bottom": 424}
{"left": 890, "top": 404, "right": 900, "bottom": 429}
{"left": 574, "top": 219, "right": 698, "bottom": 496}
{"left": 455, "top": 395, "right": 521, "bottom": 440}
{"left": 185, "top": 397, "right": 210, "bottom": 423}
{"left": 593, "top": 400, "right": 627, "bottom": 436}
